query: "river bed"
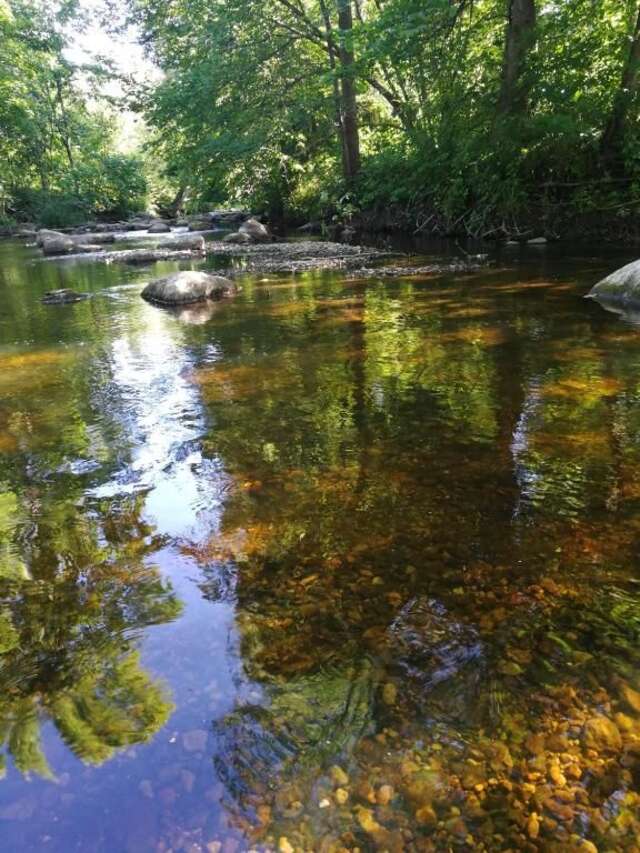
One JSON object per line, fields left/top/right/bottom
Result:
{"left": 1, "top": 237, "right": 640, "bottom": 851}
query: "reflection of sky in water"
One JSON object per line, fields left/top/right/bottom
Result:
{"left": 0, "top": 271, "right": 247, "bottom": 851}
{"left": 510, "top": 377, "right": 542, "bottom": 519}
{"left": 87, "top": 310, "right": 229, "bottom": 539}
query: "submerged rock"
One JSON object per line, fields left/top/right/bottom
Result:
{"left": 388, "top": 598, "right": 483, "bottom": 704}
{"left": 182, "top": 729, "right": 208, "bottom": 752}
{"left": 587, "top": 259, "right": 640, "bottom": 307}
{"left": 141, "top": 271, "right": 238, "bottom": 305}
{"left": 41, "top": 289, "right": 90, "bottom": 304}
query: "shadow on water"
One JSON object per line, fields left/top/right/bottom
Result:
{"left": 2, "top": 237, "right": 640, "bottom": 849}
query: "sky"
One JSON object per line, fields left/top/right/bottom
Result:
{"left": 62, "top": 0, "right": 160, "bottom": 150}
{"left": 63, "top": 0, "right": 155, "bottom": 84}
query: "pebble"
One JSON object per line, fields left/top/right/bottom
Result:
{"left": 139, "top": 780, "right": 154, "bottom": 799}
{"left": 415, "top": 805, "right": 437, "bottom": 825}
{"left": 527, "top": 813, "right": 540, "bottom": 839}
{"left": 357, "top": 807, "right": 382, "bottom": 834}
{"left": 619, "top": 683, "right": 640, "bottom": 713}
{"left": 582, "top": 717, "right": 622, "bottom": 752}
{"left": 376, "top": 784, "right": 394, "bottom": 805}
{"left": 549, "top": 764, "right": 566, "bottom": 786}
{"left": 256, "top": 804, "right": 271, "bottom": 824}
{"left": 544, "top": 798, "right": 574, "bottom": 822}
{"left": 335, "top": 788, "right": 349, "bottom": 805}
{"left": 319, "top": 798, "right": 331, "bottom": 809}
{"left": 330, "top": 765, "right": 349, "bottom": 786}
{"left": 382, "top": 682, "right": 398, "bottom": 705}
{"left": 614, "top": 712, "right": 635, "bottom": 732}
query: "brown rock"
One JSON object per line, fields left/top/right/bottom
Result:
{"left": 543, "top": 798, "right": 574, "bottom": 822}
{"left": 582, "top": 717, "right": 622, "bottom": 753}
{"left": 377, "top": 785, "right": 394, "bottom": 805}
{"left": 619, "top": 682, "right": 640, "bottom": 713}
{"left": 357, "top": 807, "right": 382, "bottom": 834}
{"left": 330, "top": 765, "right": 349, "bottom": 786}
{"left": 415, "top": 805, "right": 437, "bottom": 825}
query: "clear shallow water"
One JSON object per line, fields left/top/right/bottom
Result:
{"left": 1, "top": 238, "right": 640, "bottom": 851}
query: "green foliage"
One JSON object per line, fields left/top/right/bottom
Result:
{"left": 0, "top": 485, "right": 182, "bottom": 777}
{"left": 123, "top": 0, "right": 640, "bottom": 232}
{"left": 0, "top": 0, "right": 148, "bottom": 223}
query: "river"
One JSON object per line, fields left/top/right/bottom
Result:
{"left": 0, "top": 235, "right": 639, "bottom": 851}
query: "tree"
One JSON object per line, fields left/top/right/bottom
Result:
{"left": 601, "top": 1, "right": 640, "bottom": 171}
{"left": 498, "top": 0, "right": 537, "bottom": 116}
{"left": 0, "top": 0, "right": 147, "bottom": 224}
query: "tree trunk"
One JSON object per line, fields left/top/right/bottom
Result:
{"left": 336, "top": 0, "right": 360, "bottom": 182}
{"left": 601, "top": 4, "right": 640, "bottom": 171}
{"left": 161, "top": 185, "right": 187, "bottom": 218}
{"left": 498, "top": 0, "right": 536, "bottom": 116}
{"left": 54, "top": 77, "right": 75, "bottom": 170}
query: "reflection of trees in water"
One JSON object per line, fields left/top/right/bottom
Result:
{"left": 214, "top": 661, "right": 375, "bottom": 805}
{"left": 0, "top": 491, "right": 182, "bottom": 778}
{"left": 190, "top": 276, "right": 640, "bottom": 846}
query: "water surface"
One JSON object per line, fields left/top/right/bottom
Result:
{"left": 1, "top": 238, "right": 640, "bottom": 851}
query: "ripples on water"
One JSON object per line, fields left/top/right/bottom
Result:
{"left": 1, "top": 237, "right": 640, "bottom": 850}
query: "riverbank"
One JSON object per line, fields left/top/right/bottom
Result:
{"left": 7, "top": 199, "right": 640, "bottom": 249}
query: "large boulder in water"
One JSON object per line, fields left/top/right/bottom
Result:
{"left": 36, "top": 229, "right": 65, "bottom": 247}
{"left": 72, "top": 232, "right": 116, "bottom": 245}
{"left": 239, "top": 217, "right": 271, "bottom": 242}
{"left": 157, "top": 234, "right": 205, "bottom": 252}
{"left": 41, "top": 236, "right": 103, "bottom": 255}
{"left": 147, "top": 220, "right": 171, "bottom": 234}
{"left": 141, "top": 271, "right": 238, "bottom": 306}
{"left": 587, "top": 259, "right": 640, "bottom": 307}
{"left": 41, "top": 235, "right": 78, "bottom": 255}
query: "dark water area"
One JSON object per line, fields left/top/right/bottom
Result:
{"left": 1, "top": 235, "right": 640, "bottom": 851}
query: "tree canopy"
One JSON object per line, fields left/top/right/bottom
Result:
{"left": 0, "top": 0, "right": 146, "bottom": 226}
{"left": 120, "top": 0, "right": 640, "bottom": 235}
{"left": 3, "top": 0, "right": 640, "bottom": 233}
